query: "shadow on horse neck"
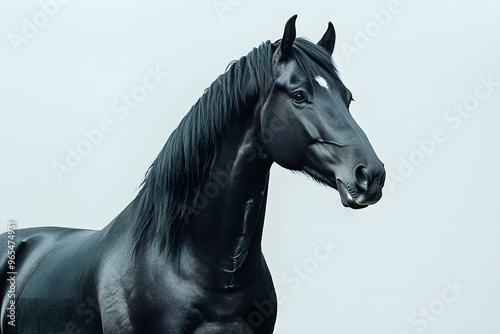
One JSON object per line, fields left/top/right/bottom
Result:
{"left": 117, "top": 37, "right": 340, "bottom": 271}
{"left": 122, "top": 40, "right": 276, "bottom": 269}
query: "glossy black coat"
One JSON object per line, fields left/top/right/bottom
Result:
{"left": 0, "top": 16, "right": 385, "bottom": 333}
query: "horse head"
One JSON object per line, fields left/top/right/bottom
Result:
{"left": 260, "top": 15, "right": 385, "bottom": 209}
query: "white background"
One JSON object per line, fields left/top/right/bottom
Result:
{"left": 1, "top": 0, "right": 499, "bottom": 333}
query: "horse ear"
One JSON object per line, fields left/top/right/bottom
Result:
{"left": 317, "top": 22, "right": 336, "bottom": 55}
{"left": 277, "top": 15, "right": 297, "bottom": 61}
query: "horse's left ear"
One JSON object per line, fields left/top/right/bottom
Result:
{"left": 317, "top": 22, "right": 336, "bottom": 55}
{"left": 276, "top": 15, "right": 297, "bottom": 62}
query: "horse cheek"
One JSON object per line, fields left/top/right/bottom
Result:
{"left": 268, "top": 124, "right": 308, "bottom": 170}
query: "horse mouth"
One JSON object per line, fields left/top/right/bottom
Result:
{"left": 302, "top": 166, "right": 375, "bottom": 209}
{"left": 336, "top": 180, "right": 368, "bottom": 209}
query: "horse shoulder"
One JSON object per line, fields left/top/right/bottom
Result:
{"left": 97, "top": 247, "right": 135, "bottom": 333}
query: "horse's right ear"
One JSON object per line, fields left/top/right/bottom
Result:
{"left": 276, "top": 15, "right": 297, "bottom": 62}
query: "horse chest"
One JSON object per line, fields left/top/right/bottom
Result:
{"left": 97, "top": 254, "right": 272, "bottom": 333}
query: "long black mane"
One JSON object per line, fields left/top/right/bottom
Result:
{"left": 127, "top": 38, "right": 341, "bottom": 258}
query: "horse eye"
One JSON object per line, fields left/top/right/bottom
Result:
{"left": 291, "top": 91, "right": 308, "bottom": 104}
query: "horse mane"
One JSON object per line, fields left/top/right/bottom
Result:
{"left": 127, "top": 38, "right": 341, "bottom": 259}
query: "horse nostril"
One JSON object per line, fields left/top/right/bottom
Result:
{"left": 354, "top": 164, "right": 370, "bottom": 192}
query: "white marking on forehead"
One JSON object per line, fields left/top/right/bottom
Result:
{"left": 315, "top": 76, "right": 329, "bottom": 90}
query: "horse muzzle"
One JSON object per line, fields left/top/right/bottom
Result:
{"left": 336, "top": 163, "right": 385, "bottom": 209}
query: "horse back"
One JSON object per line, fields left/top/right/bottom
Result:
{"left": 0, "top": 226, "right": 104, "bottom": 333}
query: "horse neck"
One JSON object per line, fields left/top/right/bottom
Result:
{"left": 181, "top": 102, "right": 273, "bottom": 289}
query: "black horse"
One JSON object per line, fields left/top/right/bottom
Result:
{"left": 1, "top": 16, "right": 385, "bottom": 333}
